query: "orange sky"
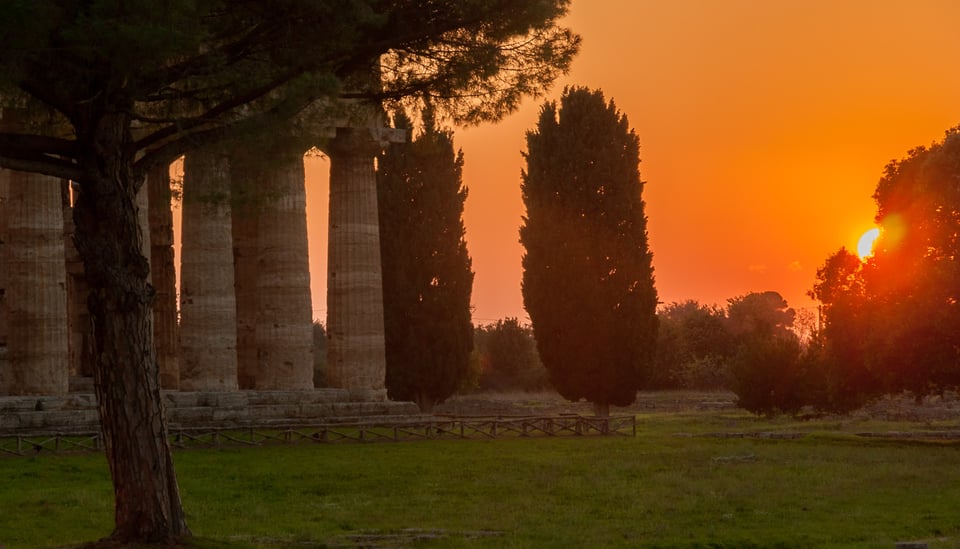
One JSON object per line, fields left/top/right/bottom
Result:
{"left": 303, "top": 0, "right": 960, "bottom": 324}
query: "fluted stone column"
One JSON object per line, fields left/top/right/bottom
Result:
{"left": 63, "top": 184, "right": 94, "bottom": 380}
{"left": 0, "top": 169, "right": 69, "bottom": 395}
{"left": 179, "top": 150, "right": 238, "bottom": 391}
{"left": 230, "top": 161, "right": 259, "bottom": 390}
{"left": 326, "top": 127, "right": 386, "bottom": 396}
{"left": 254, "top": 154, "right": 314, "bottom": 389}
{"left": 147, "top": 163, "right": 180, "bottom": 389}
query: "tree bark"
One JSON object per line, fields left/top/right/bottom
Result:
{"left": 326, "top": 127, "right": 387, "bottom": 396}
{"left": 71, "top": 111, "right": 190, "bottom": 542}
{"left": 0, "top": 171, "right": 8, "bottom": 374}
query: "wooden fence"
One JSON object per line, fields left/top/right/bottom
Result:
{"left": 0, "top": 415, "right": 636, "bottom": 457}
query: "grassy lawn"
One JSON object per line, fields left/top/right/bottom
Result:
{"left": 1, "top": 406, "right": 959, "bottom": 548}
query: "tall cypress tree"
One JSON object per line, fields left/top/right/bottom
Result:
{"left": 520, "top": 87, "right": 658, "bottom": 416}
{"left": 378, "top": 109, "right": 475, "bottom": 412}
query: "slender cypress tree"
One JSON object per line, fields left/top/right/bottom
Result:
{"left": 520, "top": 87, "right": 658, "bottom": 416}
{"left": 378, "top": 109, "right": 475, "bottom": 412}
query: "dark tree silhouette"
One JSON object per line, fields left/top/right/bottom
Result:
{"left": 654, "top": 301, "right": 733, "bottom": 390}
{"left": 809, "top": 128, "right": 960, "bottom": 407}
{"left": 520, "top": 87, "right": 658, "bottom": 416}
{"left": 865, "top": 128, "right": 960, "bottom": 396}
{"left": 473, "top": 318, "right": 547, "bottom": 391}
{"left": 808, "top": 248, "right": 878, "bottom": 411}
{"left": 725, "top": 291, "right": 804, "bottom": 416}
{"left": 378, "top": 109, "right": 474, "bottom": 412}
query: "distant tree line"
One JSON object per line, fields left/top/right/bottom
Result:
{"left": 653, "top": 291, "right": 808, "bottom": 416}
{"left": 707, "top": 127, "right": 960, "bottom": 415}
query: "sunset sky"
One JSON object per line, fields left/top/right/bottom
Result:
{"left": 303, "top": 0, "right": 960, "bottom": 324}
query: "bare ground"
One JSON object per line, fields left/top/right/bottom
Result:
{"left": 435, "top": 389, "right": 960, "bottom": 422}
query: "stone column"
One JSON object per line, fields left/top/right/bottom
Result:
{"left": 63, "top": 183, "right": 94, "bottom": 381}
{"left": 0, "top": 168, "right": 69, "bottom": 395}
{"left": 254, "top": 154, "right": 314, "bottom": 389}
{"left": 229, "top": 158, "right": 259, "bottom": 390}
{"left": 147, "top": 163, "right": 180, "bottom": 389}
{"left": 179, "top": 149, "right": 238, "bottom": 391}
{"left": 326, "top": 127, "right": 386, "bottom": 396}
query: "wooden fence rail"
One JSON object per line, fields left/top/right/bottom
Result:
{"left": 0, "top": 415, "right": 636, "bottom": 457}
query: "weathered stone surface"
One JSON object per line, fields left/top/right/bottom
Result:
{"left": 326, "top": 127, "right": 387, "bottom": 393}
{"left": 1, "top": 390, "right": 418, "bottom": 434}
{"left": 167, "top": 407, "right": 216, "bottom": 425}
{"left": 299, "top": 403, "right": 338, "bottom": 417}
{"left": 179, "top": 150, "right": 239, "bottom": 391}
{"left": 230, "top": 181, "right": 259, "bottom": 390}
{"left": 0, "top": 413, "right": 20, "bottom": 430}
{"left": 2, "top": 169, "right": 69, "bottom": 395}
{"left": 347, "top": 388, "right": 388, "bottom": 402}
{"left": 254, "top": 156, "right": 314, "bottom": 389}
{"left": 247, "top": 389, "right": 349, "bottom": 405}
{"left": 0, "top": 397, "right": 40, "bottom": 412}
{"left": 33, "top": 397, "right": 66, "bottom": 411}
{"left": 63, "top": 207, "right": 94, "bottom": 380}
{"left": 147, "top": 163, "right": 180, "bottom": 389}
{"left": 208, "top": 392, "right": 250, "bottom": 408}
{"left": 68, "top": 376, "right": 94, "bottom": 393}
{"left": 67, "top": 394, "right": 97, "bottom": 408}
{"left": 164, "top": 392, "right": 202, "bottom": 408}
{"left": 16, "top": 410, "right": 98, "bottom": 430}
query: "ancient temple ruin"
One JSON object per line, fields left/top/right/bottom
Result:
{"left": 0, "top": 107, "right": 400, "bottom": 400}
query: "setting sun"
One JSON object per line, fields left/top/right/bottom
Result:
{"left": 857, "top": 228, "right": 881, "bottom": 260}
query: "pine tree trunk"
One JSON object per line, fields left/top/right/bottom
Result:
{"left": 2, "top": 168, "right": 69, "bottom": 395}
{"left": 71, "top": 112, "right": 190, "bottom": 542}
{"left": 147, "top": 163, "right": 180, "bottom": 389}
{"left": 0, "top": 171, "right": 8, "bottom": 374}
{"left": 326, "top": 127, "right": 387, "bottom": 396}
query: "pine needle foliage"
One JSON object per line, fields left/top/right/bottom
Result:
{"left": 520, "top": 86, "right": 658, "bottom": 414}
{"left": 378, "top": 109, "right": 474, "bottom": 412}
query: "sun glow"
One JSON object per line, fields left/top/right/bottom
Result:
{"left": 857, "top": 228, "right": 881, "bottom": 259}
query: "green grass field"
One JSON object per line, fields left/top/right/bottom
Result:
{"left": 1, "top": 404, "right": 959, "bottom": 548}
